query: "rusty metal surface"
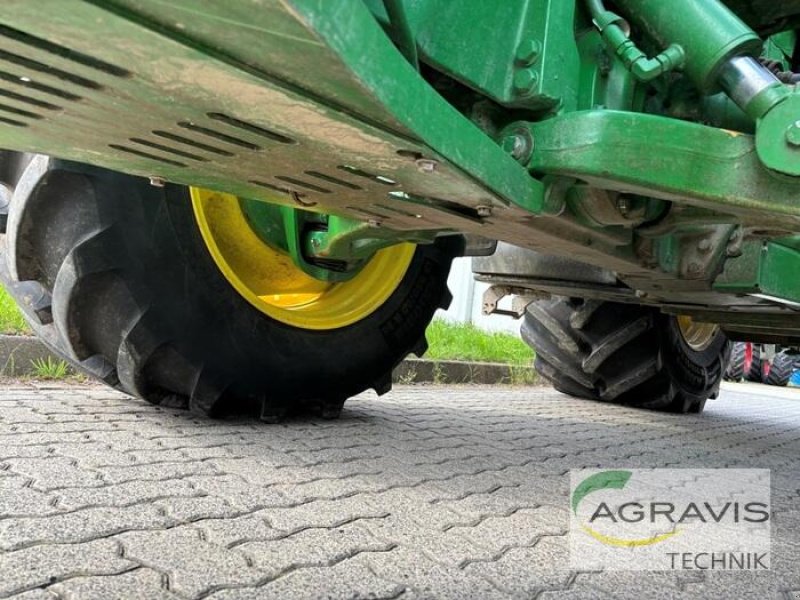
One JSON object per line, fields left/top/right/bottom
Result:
{"left": 0, "top": 0, "right": 505, "bottom": 233}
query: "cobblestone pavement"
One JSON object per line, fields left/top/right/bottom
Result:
{"left": 0, "top": 380, "right": 798, "bottom": 599}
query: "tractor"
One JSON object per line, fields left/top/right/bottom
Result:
{"left": 726, "top": 342, "right": 799, "bottom": 386}
{"left": 0, "top": 1, "right": 799, "bottom": 419}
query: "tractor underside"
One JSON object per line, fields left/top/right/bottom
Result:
{"left": 3, "top": 0, "right": 800, "bottom": 343}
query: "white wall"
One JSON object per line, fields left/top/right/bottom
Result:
{"left": 435, "top": 257, "right": 522, "bottom": 335}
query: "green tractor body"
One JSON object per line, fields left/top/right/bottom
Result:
{"left": 1, "top": 0, "right": 800, "bottom": 416}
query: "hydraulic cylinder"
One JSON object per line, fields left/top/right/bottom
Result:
{"left": 612, "top": 0, "right": 761, "bottom": 92}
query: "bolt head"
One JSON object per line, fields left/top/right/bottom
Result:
{"left": 500, "top": 130, "right": 534, "bottom": 163}
{"left": 502, "top": 135, "right": 527, "bottom": 160}
{"left": 513, "top": 69, "right": 539, "bottom": 97}
{"left": 697, "top": 238, "right": 712, "bottom": 252}
{"left": 726, "top": 247, "right": 743, "bottom": 258}
{"left": 515, "top": 40, "right": 542, "bottom": 66}
{"left": 476, "top": 205, "right": 492, "bottom": 218}
{"left": 501, "top": 135, "right": 521, "bottom": 154}
{"left": 786, "top": 121, "right": 800, "bottom": 147}
{"left": 415, "top": 158, "right": 438, "bottom": 173}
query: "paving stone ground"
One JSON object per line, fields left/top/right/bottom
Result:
{"left": 0, "top": 380, "right": 798, "bottom": 599}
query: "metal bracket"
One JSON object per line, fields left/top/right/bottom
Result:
{"left": 714, "top": 239, "right": 800, "bottom": 306}
{"left": 304, "top": 215, "right": 438, "bottom": 263}
{"left": 463, "top": 235, "right": 498, "bottom": 257}
{"left": 482, "top": 285, "right": 546, "bottom": 319}
{"left": 527, "top": 110, "right": 800, "bottom": 221}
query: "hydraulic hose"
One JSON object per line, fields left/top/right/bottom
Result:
{"left": 382, "top": 0, "right": 419, "bottom": 69}
{"left": 583, "top": 0, "right": 684, "bottom": 82}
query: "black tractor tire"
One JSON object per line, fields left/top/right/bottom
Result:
{"left": 724, "top": 341, "right": 746, "bottom": 382}
{"left": 0, "top": 155, "right": 460, "bottom": 420}
{"left": 521, "top": 297, "right": 730, "bottom": 414}
{"left": 744, "top": 343, "right": 763, "bottom": 382}
{"left": 762, "top": 351, "right": 795, "bottom": 387}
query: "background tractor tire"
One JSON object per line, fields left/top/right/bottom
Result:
{"left": 744, "top": 343, "right": 763, "bottom": 382}
{"left": 762, "top": 350, "right": 795, "bottom": 387}
{"left": 521, "top": 298, "right": 729, "bottom": 414}
{"left": 725, "top": 341, "right": 746, "bottom": 382}
{"left": 0, "top": 155, "right": 461, "bottom": 420}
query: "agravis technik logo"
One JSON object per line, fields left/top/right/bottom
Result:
{"left": 572, "top": 470, "right": 680, "bottom": 547}
{"left": 569, "top": 469, "right": 771, "bottom": 570}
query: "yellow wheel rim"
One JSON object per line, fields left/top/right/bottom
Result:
{"left": 677, "top": 315, "right": 719, "bottom": 352}
{"left": 191, "top": 188, "right": 415, "bottom": 330}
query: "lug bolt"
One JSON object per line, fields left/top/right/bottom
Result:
{"left": 786, "top": 121, "right": 800, "bottom": 147}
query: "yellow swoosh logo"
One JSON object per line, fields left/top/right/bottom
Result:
{"left": 581, "top": 524, "right": 680, "bottom": 547}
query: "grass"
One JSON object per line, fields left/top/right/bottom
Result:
{"left": 30, "top": 356, "right": 70, "bottom": 380}
{"left": 0, "top": 286, "right": 75, "bottom": 380}
{"left": 0, "top": 285, "right": 29, "bottom": 335}
{"left": 425, "top": 319, "right": 534, "bottom": 366}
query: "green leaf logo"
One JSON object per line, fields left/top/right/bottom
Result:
{"left": 572, "top": 470, "right": 632, "bottom": 515}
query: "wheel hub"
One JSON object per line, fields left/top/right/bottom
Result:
{"left": 677, "top": 315, "right": 720, "bottom": 352}
{"left": 191, "top": 187, "right": 415, "bottom": 330}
